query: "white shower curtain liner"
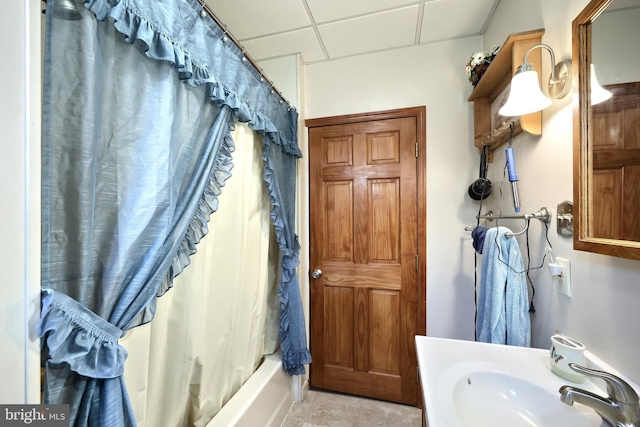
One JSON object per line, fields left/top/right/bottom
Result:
{"left": 120, "top": 123, "right": 280, "bottom": 427}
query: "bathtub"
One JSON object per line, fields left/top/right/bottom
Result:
{"left": 207, "top": 352, "right": 300, "bottom": 427}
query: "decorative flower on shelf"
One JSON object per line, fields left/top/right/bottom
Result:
{"left": 466, "top": 45, "right": 500, "bottom": 87}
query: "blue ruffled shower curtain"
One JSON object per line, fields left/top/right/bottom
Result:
{"left": 39, "top": 0, "right": 311, "bottom": 425}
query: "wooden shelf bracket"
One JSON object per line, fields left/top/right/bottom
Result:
{"left": 468, "top": 29, "right": 545, "bottom": 162}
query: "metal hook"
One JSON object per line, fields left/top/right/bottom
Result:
{"left": 505, "top": 221, "right": 529, "bottom": 237}
{"left": 222, "top": 25, "right": 229, "bottom": 43}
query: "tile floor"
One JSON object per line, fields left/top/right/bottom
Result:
{"left": 281, "top": 389, "right": 422, "bottom": 427}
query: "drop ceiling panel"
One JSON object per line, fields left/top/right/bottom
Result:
{"left": 204, "top": 0, "right": 498, "bottom": 65}
{"left": 207, "top": 0, "right": 310, "bottom": 39}
{"left": 420, "top": 0, "right": 494, "bottom": 43}
{"left": 242, "top": 28, "right": 326, "bottom": 63}
{"left": 306, "top": 0, "right": 421, "bottom": 23}
{"left": 319, "top": 6, "right": 420, "bottom": 59}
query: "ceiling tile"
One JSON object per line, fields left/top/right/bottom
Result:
{"left": 420, "top": 0, "right": 494, "bottom": 43}
{"left": 318, "top": 6, "right": 420, "bottom": 59}
{"left": 241, "top": 28, "right": 326, "bottom": 63}
{"left": 306, "top": 0, "right": 419, "bottom": 23}
{"left": 207, "top": 0, "right": 310, "bottom": 39}
{"left": 205, "top": 0, "right": 498, "bottom": 65}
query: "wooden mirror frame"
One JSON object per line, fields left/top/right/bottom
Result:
{"left": 572, "top": 0, "right": 640, "bottom": 261}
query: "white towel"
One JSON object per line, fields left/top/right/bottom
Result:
{"left": 476, "top": 226, "right": 531, "bottom": 346}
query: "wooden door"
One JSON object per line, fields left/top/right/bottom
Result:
{"left": 592, "top": 82, "right": 640, "bottom": 240}
{"left": 306, "top": 107, "right": 426, "bottom": 406}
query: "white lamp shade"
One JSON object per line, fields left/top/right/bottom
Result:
{"left": 590, "top": 64, "right": 612, "bottom": 105}
{"left": 499, "top": 69, "right": 552, "bottom": 117}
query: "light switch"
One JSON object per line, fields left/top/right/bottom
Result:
{"left": 556, "top": 257, "right": 571, "bottom": 297}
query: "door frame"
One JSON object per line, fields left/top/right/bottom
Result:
{"left": 305, "top": 104, "right": 427, "bottom": 352}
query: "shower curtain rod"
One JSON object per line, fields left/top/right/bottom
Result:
{"left": 195, "top": 0, "right": 292, "bottom": 109}
{"left": 43, "top": 0, "right": 292, "bottom": 108}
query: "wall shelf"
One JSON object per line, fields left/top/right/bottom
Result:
{"left": 468, "top": 28, "right": 545, "bottom": 162}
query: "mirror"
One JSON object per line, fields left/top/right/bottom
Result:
{"left": 573, "top": 0, "right": 640, "bottom": 261}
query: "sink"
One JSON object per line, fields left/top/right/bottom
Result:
{"left": 451, "top": 365, "right": 598, "bottom": 426}
{"left": 415, "top": 336, "right": 619, "bottom": 427}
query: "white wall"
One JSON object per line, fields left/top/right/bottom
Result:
{"left": 304, "top": 0, "right": 640, "bottom": 386}
{"left": 258, "top": 54, "right": 311, "bottom": 395}
{"left": 0, "top": 0, "right": 42, "bottom": 403}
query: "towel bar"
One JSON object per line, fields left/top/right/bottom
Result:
{"left": 468, "top": 207, "right": 551, "bottom": 237}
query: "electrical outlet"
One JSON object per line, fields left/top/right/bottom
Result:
{"left": 556, "top": 257, "right": 571, "bottom": 297}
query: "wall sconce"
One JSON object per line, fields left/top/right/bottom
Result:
{"left": 499, "top": 44, "right": 572, "bottom": 117}
{"left": 590, "top": 64, "right": 612, "bottom": 105}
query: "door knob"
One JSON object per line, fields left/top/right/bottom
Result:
{"left": 311, "top": 269, "right": 323, "bottom": 279}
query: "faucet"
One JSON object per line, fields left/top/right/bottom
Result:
{"left": 559, "top": 363, "right": 640, "bottom": 427}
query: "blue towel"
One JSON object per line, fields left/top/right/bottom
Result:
{"left": 476, "top": 226, "right": 531, "bottom": 346}
{"left": 471, "top": 226, "right": 488, "bottom": 254}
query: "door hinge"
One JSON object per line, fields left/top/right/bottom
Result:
{"left": 415, "top": 142, "right": 419, "bottom": 158}
{"left": 416, "top": 366, "right": 420, "bottom": 383}
{"left": 415, "top": 255, "right": 419, "bottom": 271}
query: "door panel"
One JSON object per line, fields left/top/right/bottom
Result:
{"left": 592, "top": 83, "right": 640, "bottom": 241}
{"left": 369, "top": 178, "right": 400, "bottom": 262}
{"left": 324, "top": 181, "right": 353, "bottom": 260}
{"left": 369, "top": 289, "right": 400, "bottom": 375}
{"left": 308, "top": 110, "right": 422, "bottom": 405}
{"left": 324, "top": 286, "right": 354, "bottom": 367}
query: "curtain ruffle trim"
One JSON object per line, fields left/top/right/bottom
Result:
{"left": 277, "top": 245, "right": 312, "bottom": 375}
{"left": 261, "top": 139, "right": 312, "bottom": 376}
{"left": 278, "top": 262, "right": 312, "bottom": 376}
{"left": 81, "top": 0, "right": 308, "bottom": 371}
{"left": 282, "top": 350, "right": 312, "bottom": 376}
{"left": 84, "top": 0, "right": 302, "bottom": 159}
{"left": 157, "top": 127, "right": 235, "bottom": 297}
{"left": 38, "top": 289, "right": 128, "bottom": 379}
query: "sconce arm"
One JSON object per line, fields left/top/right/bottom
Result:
{"left": 523, "top": 44, "right": 560, "bottom": 83}
{"left": 518, "top": 43, "right": 571, "bottom": 99}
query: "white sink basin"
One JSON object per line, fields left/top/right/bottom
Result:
{"left": 415, "top": 336, "right": 619, "bottom": 427}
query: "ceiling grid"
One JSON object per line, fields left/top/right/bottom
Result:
{"left": 208, "top": 0, "right": 499, "bottom": 64}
